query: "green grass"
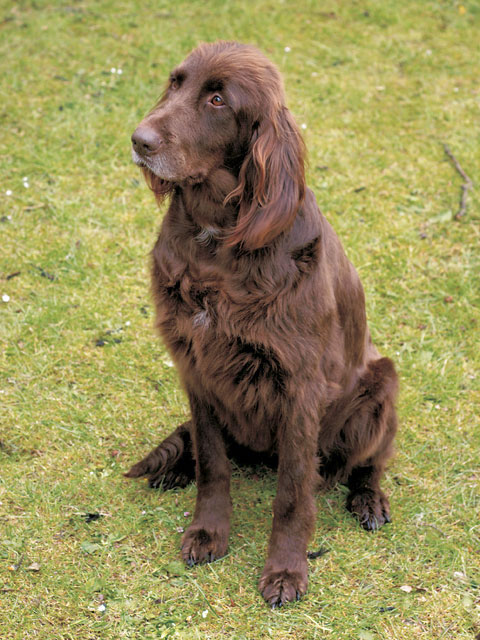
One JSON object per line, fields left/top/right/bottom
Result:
{"left": 1, "top": 1, "right": 479, "bottom": 638}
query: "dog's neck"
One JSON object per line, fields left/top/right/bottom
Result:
{"left": 176, "top": 167, "right": 239, "bottom": 234}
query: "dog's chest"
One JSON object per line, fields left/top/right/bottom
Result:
{"left": 156, "top": 266, "right": 288, "bottom": 424}
{"left": 161, "top": 275, "right": 220, "bottom": 333}
{"left": 160, "top": 272, "right": 250, "bottom": 351}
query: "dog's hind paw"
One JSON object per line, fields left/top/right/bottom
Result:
{"left": 347, "top": 488, "right": 391, "bottom": 531}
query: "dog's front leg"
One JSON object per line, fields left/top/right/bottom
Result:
{"left": 259, "top": 410, "right": 318, "bottom": 607}
{"left": 181, "top": 392, "right": 232, "bottom": 565}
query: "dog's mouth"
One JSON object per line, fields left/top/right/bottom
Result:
{"left": 131, "top": 148, "right": 157, "bottom": 172}
{"left": 131, "top": 149, "right": 146, "bottom": 168}
{"left": 132, "top": 148, "right": 207, "bottom": 186}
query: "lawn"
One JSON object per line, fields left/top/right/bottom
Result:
{"left": 0, "top": 1, "right": 479, "bottom": 638}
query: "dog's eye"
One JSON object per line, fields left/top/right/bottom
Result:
{"left": 210, "top": 95, "right": 224, "bottom": 107}
{"left": 170, "top": 77, "right": 179, "bottom": 89}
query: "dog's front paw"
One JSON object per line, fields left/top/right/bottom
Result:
{"left": 181, "top": 524, "right": 228, "bottom": 566}
{"left": 259, "top": 563, "right": 308, "bottom": 607}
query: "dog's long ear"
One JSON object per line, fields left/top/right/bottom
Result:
{"left": 225, "top": 106, "right": 306, "bottom": 250}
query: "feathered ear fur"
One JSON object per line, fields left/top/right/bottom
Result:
{"left": 225, "top": 106, "right": 306, "bottom": 250}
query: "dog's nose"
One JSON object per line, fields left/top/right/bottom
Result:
{"left": 131, "top": 125, "right": 162, "bottom": 156}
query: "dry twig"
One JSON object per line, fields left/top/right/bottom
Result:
{"left": 443, "top": 144, "right": 473, "bottom": 219}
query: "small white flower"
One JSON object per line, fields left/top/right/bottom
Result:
{"left": 301, "top": 123, "right": 307, "bottom": 130}
{"left": 97, "top": 603, "right": 106, "bottom": 612}
{"left": 22, "top": 176, "right": 28, "bottom": 182}
{"left": 125, "top": 320, "right": 131, "bottom": 326}
{"left": 23, "top": 182, "right": 29, "bottom": 188}
{"left": 454, "top": 87, "right": 459, "bottom": 92}
{"left": 164, "top": 359, "right": 174, "bottom": 368}
{"left": 117, "top": 68, "right": 123, "bottom": 75}
{"left": 426, "top": 49, "right": 432, "bottom": 56}
{"left": 284, "top": 46, "right": 291, "bottom": 53}
{"left": 2, "top": 294, "right": 10, "bottom": 302}
{"left": 202, "top": 609, "right": 208, "bottom": 618}
{"left": 110, "top": 67, "right": 116, "bottom": 73}
{"left": 5, "top": 190, "right": 12, "bottom": 196}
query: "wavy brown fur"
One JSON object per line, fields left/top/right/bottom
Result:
{"left": 127, "top": 41, "right": 398, "bottom": 607}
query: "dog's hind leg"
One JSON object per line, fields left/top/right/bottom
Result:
{"left": 343, "top": 357, "right": 398, "bottom": 530}
{"left": 346, "top": 461, "right": 392, "bottom": 531}
{"left": 124, "top": 421, "right": 195, "bottom": 489}
{"left": 321, "top": 357, "right": 398, "bottom": 530}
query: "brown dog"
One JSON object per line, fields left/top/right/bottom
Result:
{"left": 126, "top": 41, "right": 398, "bottom": 607}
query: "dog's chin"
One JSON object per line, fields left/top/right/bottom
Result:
{"left": 131, "top": 149, "right": 208, "bottom": 186}
{"left": 131, "top": 149, "right": 181, "bottom": 181}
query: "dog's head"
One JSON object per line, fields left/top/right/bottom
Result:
{"left": 132, "top": 41, "right": 306, "bottom": 249}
